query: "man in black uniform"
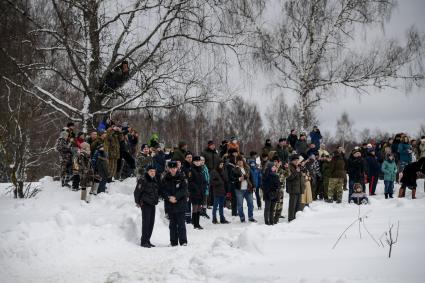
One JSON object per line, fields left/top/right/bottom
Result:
{"left": 161, "top": 161, "right": 189, "bottom": 246}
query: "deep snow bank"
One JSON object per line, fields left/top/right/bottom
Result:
{"left": 0, "top": 178, "right": 424, "bottom": 283}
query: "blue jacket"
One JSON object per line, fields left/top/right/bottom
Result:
{"left": 398, "top": 143, "right": 412, "bottom": 163}
{"left": 248, "top": 161, "right": 262, "bottom": 188}
{"left": 309, "top": 130, "right": 322, "bottom": 148}
{"left": 381, "top": 159, "right": 398, "bottom": 181}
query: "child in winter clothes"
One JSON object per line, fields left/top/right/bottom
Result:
{"left": 381, "top": 153, "right": 398, "bottom": 198}
{"left": 349, "top": 183, "right": 369, "bottom": 205}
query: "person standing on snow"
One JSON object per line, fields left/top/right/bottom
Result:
{"left": 161, "top": 161, "right": 188, "bottom": 246}
{"left": 286, "top": 154, "right": 305, "bottom": 222}
{"left": 134, "top": 165, "right": 159, "bottom": 248}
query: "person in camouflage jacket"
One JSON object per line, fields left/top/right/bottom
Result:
{"left": 104, "top": 127, "right": 121, "bottom": 180}
{"left": 73, "top": 142, "right": 94, "bottom": 202}
{"left": 304, "top": 154, "right": 322, "bottom": 200}
{"left": 136, "top": 144, "right": 153, "bottom": 179}
{"left": 273, "top": 157, "right": 290, "bottom": 224}
{"left": 56, "top": 130, "right": 72, "bottom": 187}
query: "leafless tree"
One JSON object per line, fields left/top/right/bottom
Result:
{"left": 253, "top": 0, "right": 424, "bottom": 130}
{"left": 335, "top": 111, "right": 354, "bottom": 149}
{"left": 1, "top": 0, "right": 263, "bottom": 131}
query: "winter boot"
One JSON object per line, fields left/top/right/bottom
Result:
{"left": 192, "top": 213, "right": 197, "bottom": 229}
{"left": 389, "top": 194, "right": 393, "bottom": 198}
{"left": 220, "top": 218, "right": 230, "bottom": 224}
{"left": 385, "top": 193, "right": 388, "bottom": 199}
{"left": 195, "top": 213, "right": 203, "bottom": 229}
{"left": 81, "top": 188, "right": 87, "bottom": 202}
{"left": 398, "top": 187, "right": 405, "bottom": 198}
{"left": 412, "top": 188, "right": 416, "bottom": 199}
{"left": 212, "top": 218, "right": 218, "bottom": 224}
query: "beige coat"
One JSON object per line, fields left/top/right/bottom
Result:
{"left": 300, "top": 174, "right": 313, "bottom": 204}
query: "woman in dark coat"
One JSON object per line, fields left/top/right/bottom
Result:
{"left": 134, "top": 165, "right": 159, "bottom": 248}
{"left": 188, "top": 156, "right": 206, "bottom": 229}
{"left": 210, "top": 161, "right": 230, "bottom": 224}
{"left": 399, "top": 157, "right": 425, "bottom": 199}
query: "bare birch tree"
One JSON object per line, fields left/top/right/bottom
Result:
{"left": 253, "top": 0, "right": 424, "bottom": 129}
{"left": 335, "top": 111, "right": 353, "bottom": 149}
{"left": 1, "top": 0, "right": 263, "bottom": 130}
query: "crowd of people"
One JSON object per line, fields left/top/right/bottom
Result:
{"left": 56, "top": 121, "right": 425, "bottom": 248}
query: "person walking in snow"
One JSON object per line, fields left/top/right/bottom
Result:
{"left": 161, "top": 161, "right": 188, "bottom": 246}
{"left": 134, "top": 165, "right": 159, "bottom": 248}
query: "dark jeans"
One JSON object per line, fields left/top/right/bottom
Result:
{"left": 288, "top": 193, "right": 301, "bottom": 222}
{"left": 169, "top": 212, "right": 187, "bottom": 246}
{"left": 213, "top": 196, "right": 225, "bottom": 221}
{"left": 141, "top": 204, "right": 156, "bottom": 245}
{"left": 235, "top": 189, "right": 254, "bottom": 221}
{"left": 254, "top": 187, "right": 262, "bottom": 208}
{"left": 384, "top": 180, "right": 394, "bottom": 194}
{"left": 97, "top": 178, "right": 107, "bottom": 193}
{"left": 264, "top": 199, "right": 276, "bottom": 225}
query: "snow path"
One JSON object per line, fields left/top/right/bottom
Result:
{"left": 1, "top": 177, "right": 424, "bottom": 283}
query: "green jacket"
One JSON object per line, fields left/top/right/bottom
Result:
{"left": 381, "top": 159, "right": 397, "bottom": 181}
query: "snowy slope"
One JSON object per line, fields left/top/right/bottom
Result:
{"left": 1, "top": 177, "right": 424, "bottom": 283}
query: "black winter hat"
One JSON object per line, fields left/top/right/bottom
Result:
{"left": 67, "top": 122, "right": 75, "bottom": 127}
{"left": 141, "top": 144, "right": 149, "bottom": 150}
{"left": 146, "top": 164, "right": 156, "bottom": 171}
{"left": 168, "top": 161, "right": 178, "bottom": 168}
{"left": 185, "top": 151, "right": 193, "bottom": 158}
{"left": 193, "top": 156, "right": 201, "bottom": 162}
{"left": 207, "top": 140, "right": 215, "bottom": 146}
{"left": 279, "top": 138, "right": 287, "bottom": 142}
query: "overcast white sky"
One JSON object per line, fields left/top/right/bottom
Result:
{"left": 235, "top": 0, "right": 425, "bottom": 138}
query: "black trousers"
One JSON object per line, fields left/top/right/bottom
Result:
{"left": 141, "top": 204, "right": 156, "bottom": 245}
{"left": 264, "top": 199, "right": 276, "bottom": 225}
{"left": 288, "top": 193, "right": 301, "bottom": 222}
{"left": 169, "top": 212, "right": 187, "bottom": 245}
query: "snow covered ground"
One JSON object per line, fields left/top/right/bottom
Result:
{"left": 1, "top": 177, "right": 424, "bottom": 283}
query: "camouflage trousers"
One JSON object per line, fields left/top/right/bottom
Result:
{"left": 328, "top": 178, "right": 344, "bottom": 202}
{"left": 108, "top": 158, "right": 117, "bottom": 179}
{"left": 273, "top": 189, "right": 284, "bottom": 223}
{"left": 60, "top": 156, "right": 72, "bottom": 183}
